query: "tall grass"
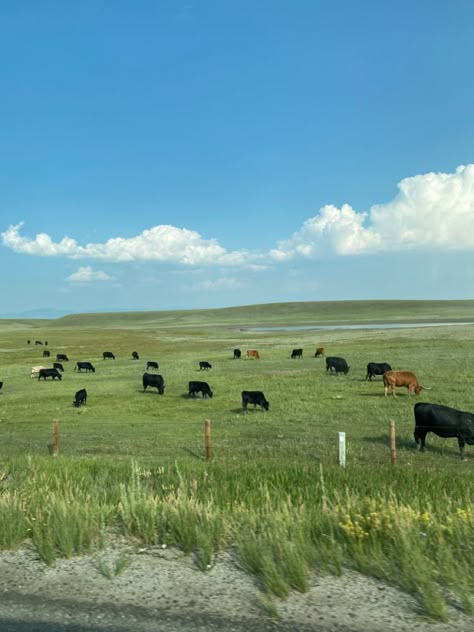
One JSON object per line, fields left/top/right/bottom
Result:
{"left": 0, "top": 457, "right": 473, "bottom": 618}
{"left": 1, "top": 302, "right": 474, "bottom": 619}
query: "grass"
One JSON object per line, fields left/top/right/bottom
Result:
{"left": 0, "top": 300, "right": 474, "bottom": 618}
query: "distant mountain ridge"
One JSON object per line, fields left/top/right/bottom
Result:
{"left": 0, "top": 308, "right": 68, "bottom": 319}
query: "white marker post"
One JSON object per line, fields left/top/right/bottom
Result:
{"left": 338, "top": 431, "right": 346, "bottom": 467}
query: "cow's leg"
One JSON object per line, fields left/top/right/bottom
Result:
{"left": 415, "top": 429, "right": 427, "bottom": 452}
{"left": 458, "top": 439, "right": 466, "bottom": 460}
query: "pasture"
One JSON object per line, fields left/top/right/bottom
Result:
{"left": 1, "top": 300, "right": 474, "bottom": 619}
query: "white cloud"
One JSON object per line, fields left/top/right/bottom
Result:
{"left": 270, "top": 165, "right": 474, "bottom": 260}
{"left": 3, "top": 165, "right": 474, "bottom": 268}
{"left": 67, "top": 266, "right": 113, "bottom": 283}
{"left": 271, "top": 203, "right": 381, "bottom": 260}
{"left": 370, "top": 164, "right": 474, "bottom": 250}
{"left": 187, "top": 276, "right": 245, "bottom": 291}
{"left": 1, "top": 222, "right": 250, "bottom": 266}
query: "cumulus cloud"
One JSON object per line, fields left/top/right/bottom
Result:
{"left": 370, "top": 164, "right": 474, "bottom": 250}
{"left": 270, "top": 204, "right": 381, "bottom": 260}
{"left": 67, "top": 266, "right": 113, "bottom": 283}
{"left": 270, "top": 165, "right": 474, "bottom": 259}
{"left": 1, "top": 223, "right": 249, "bottom": 265}
{"left": 3, "top": 165, "right": 474, "bottom": 267}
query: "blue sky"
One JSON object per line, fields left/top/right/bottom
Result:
{"left": 2, "top": 0, "right": 474, "bottom": 317}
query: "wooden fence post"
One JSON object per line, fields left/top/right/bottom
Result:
{"left": 205, "top": 419, "right": 211, "bottom": 461}
{"left": 338, "top": 431, "right": 346, "bottom": 467}
{"left": 389, "top": 419, "right": 396, "bottom": 464}
{"left": 52, "top": 420, "right": 59, "bottom": 457}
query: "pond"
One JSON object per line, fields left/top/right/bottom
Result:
{"left": 241, "top": 322, "right": 474, "bottom": 332}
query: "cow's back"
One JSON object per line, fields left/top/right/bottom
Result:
{"left": 415, "top": 402, "right": 473, "bottom": 436}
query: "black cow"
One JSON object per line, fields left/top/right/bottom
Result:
{"left": 199, "top": 361, "right": 212, "bottom": 371}
{"left": 132, "top": 351, "right": 140, "bottom": 360}
{"left": 146, "top": 361, "right": 159, "bottom": 370}
{"left": 143, "top": 372, "right": 165, "bottom": 394}
{"left": 43, "top": 350, "right": 50, "bottom": 358}
{"left": 35, "top": 340, "right": 43, "bottom": 345}
{"left": 75, "top": 361, "right": 95, "bottom": 373}
{"left": 56, "top": 354, "right": 69, "bottom": 362}
{"left": 38, "top": 368, "right": 62, "bottom": 380}
{"left": 53, "top": 362, "right": 64, "bottom": 372}
{"left": 103, "top": 351, "right": 115, "bottom": 360}
{"left": 73, "top": 388, "right": 87, "bottom": 407}
{"left": 242, "top": 390, "right": 269, "bottom": 411}
{"left": 291, "top": 348, "right": 303, "bottom": 359}
{"left": 0, "top": 381, "right": 3, "bottom": 392}
{"left": 233, "top": 349, "right": 241, "bottom": 359}
{"left": 414, "top": 403, "right": 474, "bottom": 460}
{"left": 189, "top": 381, "right": 213, "bottom": 398}
{"left": 366, "top": 362, "right": 392, "bottom": 381}
{"left": 326, "top": 356, "right": 350, "bottom": 375}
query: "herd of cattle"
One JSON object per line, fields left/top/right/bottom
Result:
{"left": 3, "top": 342, "right": 472, "bottom": 459}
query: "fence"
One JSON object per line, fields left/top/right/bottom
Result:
{"left": 0, "top": 419, "right": 401, "bottom": 464}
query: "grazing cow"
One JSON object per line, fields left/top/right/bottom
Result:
{"left": 53, "top": 362, "right": 64, "bottom": 372}
{"left": 38, "top": 368, "right": 62, "bottom": 380}
{"left": 143, "top": 372, "right": 165, "bottom": 394}
{"left": 414, "top": 402, "right": 474, "bottom": 459}
{"left": 42, "top": 350, "right": 50, "bottom": 358}
{"left": 27, "top": 340, "right": 31, "bottom": 344}
{"left": 35, "top": 340, "right": 43, "bottom": 345}
{"left": 291, "top": 348, "right": 303, "bottom": 359}
{"left": 366, "top": 362, "right": 392, "bottom": 382}
{"left": 233, "top": 349, "right": 241, "bottom": 359}
{"left": 0, "top": 381, "right": 3, "bottom": 392}
{"left": 75, "top": 361, "right": 96, "bottom": 373}
{"left": 246, "top": 350, "right": 260, "bottom": 360}
{"left": 146, "top": 361, "right": 159, "bottom": 370}
{"left": 188, "top": 381, "right": 213, "bottom": 398}
{"left": 199, "top": 361, "right": 212, "bottom": 371}
{"left": 242, "top": 390, "right": 269, "bottom": 411}
{"left": 73, "top": 388, "right": 87, "bottom": 407}
{"left": 103, "top": 351, "right": 115, "bottom": 360}
{"left": 326, "top": 357, "right": 350, "bottom": 375}
{"left": 132, "top": 351, "right": 140, "bottom": 360}
{"left": 56, "top": 354, "right": 69, "bottom": 362}
{"left": 383, "top": 370, "right": 431, "bottom": 398}
{"left": 31, "top": 365, "right": 47, "bottom": 379}
{"left": 44, "top": 341, "right": 48, "bottom": 346}
{"left": 315, "top": 347, "right": 325, "bottom": 357}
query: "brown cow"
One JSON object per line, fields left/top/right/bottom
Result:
{"left": 246, "top": 350, "right": 260, "bottom": 360}
{"left": 315, "top": 347, "right": 325, "bottom": 357}
{"left": 383, "top": 370, "right": 431, "bottom": 398}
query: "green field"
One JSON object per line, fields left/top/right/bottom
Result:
{"left": 1, "top": 299, "right": 474, "bottom": 463}
{"left": 1, "top": 300, "right": 474, "bottom": 619}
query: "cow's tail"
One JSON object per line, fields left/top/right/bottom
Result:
{"left": 420, "top": 384, "right": 432, "bottom": 390}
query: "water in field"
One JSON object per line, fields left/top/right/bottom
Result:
{"left": 242, "top": 322, "right": 474, "bottom": 332}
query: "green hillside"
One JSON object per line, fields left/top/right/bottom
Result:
{"left": 2, "top": 299, "right": 473, "bottom": 330}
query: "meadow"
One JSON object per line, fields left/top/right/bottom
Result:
{"left": 1, "top": 300, "right": 474, "bottom": 620}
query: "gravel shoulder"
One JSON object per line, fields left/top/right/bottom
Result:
{"left": 0, "top": 543, "right": 472, "bottom": 632}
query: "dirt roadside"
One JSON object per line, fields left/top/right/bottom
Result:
{"left": 0, "top": 543, "right": 472, "bottom": 632}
